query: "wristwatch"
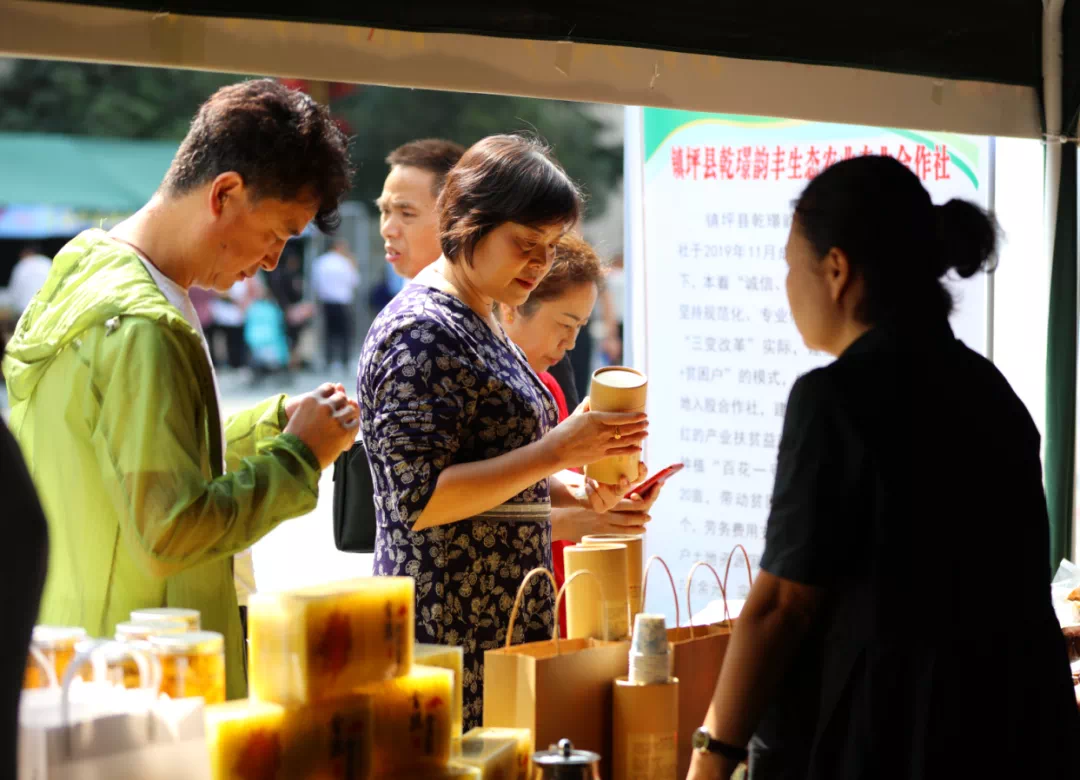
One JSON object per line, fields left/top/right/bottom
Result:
{"left": 692, "top": 727, "right": 749, "bottom": 762}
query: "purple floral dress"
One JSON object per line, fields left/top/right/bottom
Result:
{"left": 357, "top": 282, "right": 557, "bottom": 730}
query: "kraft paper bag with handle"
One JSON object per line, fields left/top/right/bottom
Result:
{"left": 484, "top": 567, "right": 630, "bottom": 779}
{"left": 18, "top": 640, "right": 211, "bottom": 780}
{"left": 641, "top": 551, "right": 750, "bottom": 780}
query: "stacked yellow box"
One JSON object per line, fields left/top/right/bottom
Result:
{"left": 454, "top": 731, "right": 519, "bottom": 780}
{"left": 392, "top": 766, "right": 481, "bottom": 779}
{"left": 205, "top": 577, "right": 482, "bottom": 779}
{"left": 205, "top": 694, "right": 373, "bottom": 779}
{"left": 247, "top": 577, "right": 415, "bottom": 706}
{"left": 364, "top": 664, "right": 454, "bottom": 776}
{"left": 414, "top": 643, "right": 465, "bottom": 738}
{"left": 458, "top": 728, "right": 532, "bottom": 780}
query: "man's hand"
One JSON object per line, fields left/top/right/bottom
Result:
{"left": 285, "top": 383, "right": 347, "bottom": 421}
{"left": 283, "top": 385, "right": 359, "bottom": 469}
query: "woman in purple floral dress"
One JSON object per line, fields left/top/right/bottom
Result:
{"left": 358, "top": 135, "right": 649, "bottom": 729}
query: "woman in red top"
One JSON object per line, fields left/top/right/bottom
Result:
{"left": 499, "top": 233, "right": 663, "bottom": 634}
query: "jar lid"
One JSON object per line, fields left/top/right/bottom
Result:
{"left": 592, "top": 366, "right": 646, "bottom": 389}
{"left": 31, "top": 625, "right": 88, "bottom": 649}
{"left": 130, "top": 608, "right": 200, "bottom": 627}
{"left": 532, "top": 739, "right": 601, "bottom": 766}
{"left": 581, "top": 533, "right": 643, "bottom": 544}
{"left": 149, "top": 631, "right": 224, "bottom": 655}
{"left": 115, "top": 619, "right": 187, "bottom": 641}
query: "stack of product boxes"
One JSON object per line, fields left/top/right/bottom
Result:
{"left": 203, "top": 577, "right": 483, "bottom": 779}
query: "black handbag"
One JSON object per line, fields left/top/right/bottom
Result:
{"left": 332, "top": 439, "right": 377, "bottom": 553}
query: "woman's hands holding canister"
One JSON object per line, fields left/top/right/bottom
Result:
{"left": 551, "top": 467, "right": 667, "bottom": 541}
{"left": 579, "top": 459, "right": 649, "bottom": 514}
{"left": 543, "top": 396, "right": 648, "bottom": 472}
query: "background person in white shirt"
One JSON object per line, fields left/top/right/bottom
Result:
{"left": 8, "top": 245, "right": 52, "bottom": 315}
{"left": 312, "top": 240, "right": 360, "bottom": 372}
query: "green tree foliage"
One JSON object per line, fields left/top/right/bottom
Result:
{"left": 0, "top": 60, "right": 622, "bottom": 217}
{"left": 334, "top": 87, "right": 622, "bottom": 218}
{"left": 0, "top": 60, "right": 239, "bottom": 139}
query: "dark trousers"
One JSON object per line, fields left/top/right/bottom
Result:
{"left": 217, "top": 325, "right": 247, "bottom": 369}
{"left": 569, "top": 331, "right": 595, "bottom": 399}
{"left": 322, "top": 302, "right": 352, "bottom": 366}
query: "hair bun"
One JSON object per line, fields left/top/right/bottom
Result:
{"left": 935, "top": 200, "right": 999, "bottom": 279}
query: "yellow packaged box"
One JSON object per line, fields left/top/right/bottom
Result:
{"left": 414, "top": 643, "right": 464, "bottom": 738}
{"left": 249, "top": 577, "right": 414, "bottom": 706}
{"left": 455, "top": 731, "right": 519, "bottom": 780}
{"left": 384, "top": 765, "right": 480, "bottom": 779}
{"left": 205, "top": 693, "right": 373, "bottom": 779}
{"left": 363, "top": 664, "right": 453, "bottom": 774}
{"left": 460, "top": 728, "right": 531, "bottom": 780}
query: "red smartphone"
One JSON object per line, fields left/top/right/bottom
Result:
{"left": 625, "top": 463, "right": 685, "bottom": 498}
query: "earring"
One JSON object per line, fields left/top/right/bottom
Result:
{"left": 506, "top": 309, "right": 515, "bottom": 323}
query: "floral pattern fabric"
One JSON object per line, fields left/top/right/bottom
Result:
{"left": 358, "top": 282, "right": 557, "bottom": 730}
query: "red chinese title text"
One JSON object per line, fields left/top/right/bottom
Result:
{"left": 670, "top": 143, "right": 952, "bottom": 183}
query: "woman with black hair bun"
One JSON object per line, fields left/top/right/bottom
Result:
{"left": 688, "top": 155, "right": 1079, "bottom": 780}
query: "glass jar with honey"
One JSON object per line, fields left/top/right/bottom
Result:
{"left": 23, "top": 626, "right": 87, "bottom": 690}
{"left": 149, "top": 631, "right": 225, "bottom": 704}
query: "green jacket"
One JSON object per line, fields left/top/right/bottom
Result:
{"left": 2, "top": 230, "right": 321, "bottom": 699}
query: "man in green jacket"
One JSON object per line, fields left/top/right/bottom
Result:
{"left": 2, "top": 79, "right": 358, "bottom": 699}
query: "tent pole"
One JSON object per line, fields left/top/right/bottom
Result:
{"left": 1045, "top": 0, "right": 1064, "bottom": 243}
{"left": 1043, "top": 0, "right": 1076, "bottom": 574}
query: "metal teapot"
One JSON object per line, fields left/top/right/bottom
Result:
{"left": 532, "top": 738, "right": 601, "bottom": 779}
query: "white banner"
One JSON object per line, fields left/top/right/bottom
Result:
{"left": 626, "top": 107, "right": 993, "bottom": 623}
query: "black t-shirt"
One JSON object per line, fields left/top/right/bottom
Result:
{"left": 754, "top": 319, "right": 1079, "bottom": 780}
{"left": 0, "top": 414, "right": 48, "bottom": 777}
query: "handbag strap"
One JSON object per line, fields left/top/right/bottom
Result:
{"left": 556, "top": 569, "right": 608, "bottom": 647}
{"left": 686, "top": 562, "right": 729, "bottom": 634}
{"left": 639, "top": 555, "right": 681, "bottom": 630}
{"left": 27, "top": 646, "right": 59, "bottom": 689}
{"left": 506, "top": 567, "right": 558, "bottom": 650}
{"left": 723, "top": 543, "right": 755, "bottom": 595}
{"left": 59, "top": 640, "right": 158, "bottom": 759}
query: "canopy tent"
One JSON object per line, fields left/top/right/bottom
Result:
{"left": 1, "top": 0, "right": 1077, "bottom": 568}
{"left": 0, "top": 132, "right": 177, "bottom": 212}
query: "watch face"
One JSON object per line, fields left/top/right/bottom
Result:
{"left": 691, "top": 728, "right": 709, "bottom": 751}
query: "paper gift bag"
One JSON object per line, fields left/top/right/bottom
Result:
{"left": 484, "top": 568, "right": 629, "bottom": 778}
{"left": 19, "top": 640, "right": 211, "bottom": 780}
{"left": 641, "top": 554, "right": 748, "bottom": 780}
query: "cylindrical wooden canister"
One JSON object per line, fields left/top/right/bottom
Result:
{"left": 613, "top": 677, "right": 679, "bottom": 780}
{"left": 563, "top": 543, "right": 630, "bottom": 640}
{"left": 584, "top": 367, "right": 647, "bottom": 484}
{"left": 581, "top": 534, "right": 644, "bottom": 624}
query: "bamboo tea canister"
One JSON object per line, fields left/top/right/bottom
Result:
{"left": 563, "top": 543, "right": 631, "bottom": 641}
{"left": 581, "top": 534, "right": 644, "bottom": 624}
{"left": 584, "top": 367, "right": 647, "bottom": 485}
{"left": 613, "top": 677, "right": 679, "bottom": 780}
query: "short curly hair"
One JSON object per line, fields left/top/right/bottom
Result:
{"left": 438, "top": 135, "right": 582, "bottom": 266}
{"left": 162, "top": 79, "right": 353, "bottom": 233}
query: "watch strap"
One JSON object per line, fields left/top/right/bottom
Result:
{"left": 698, "top": 729, "right": 749, "bottom": 762}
